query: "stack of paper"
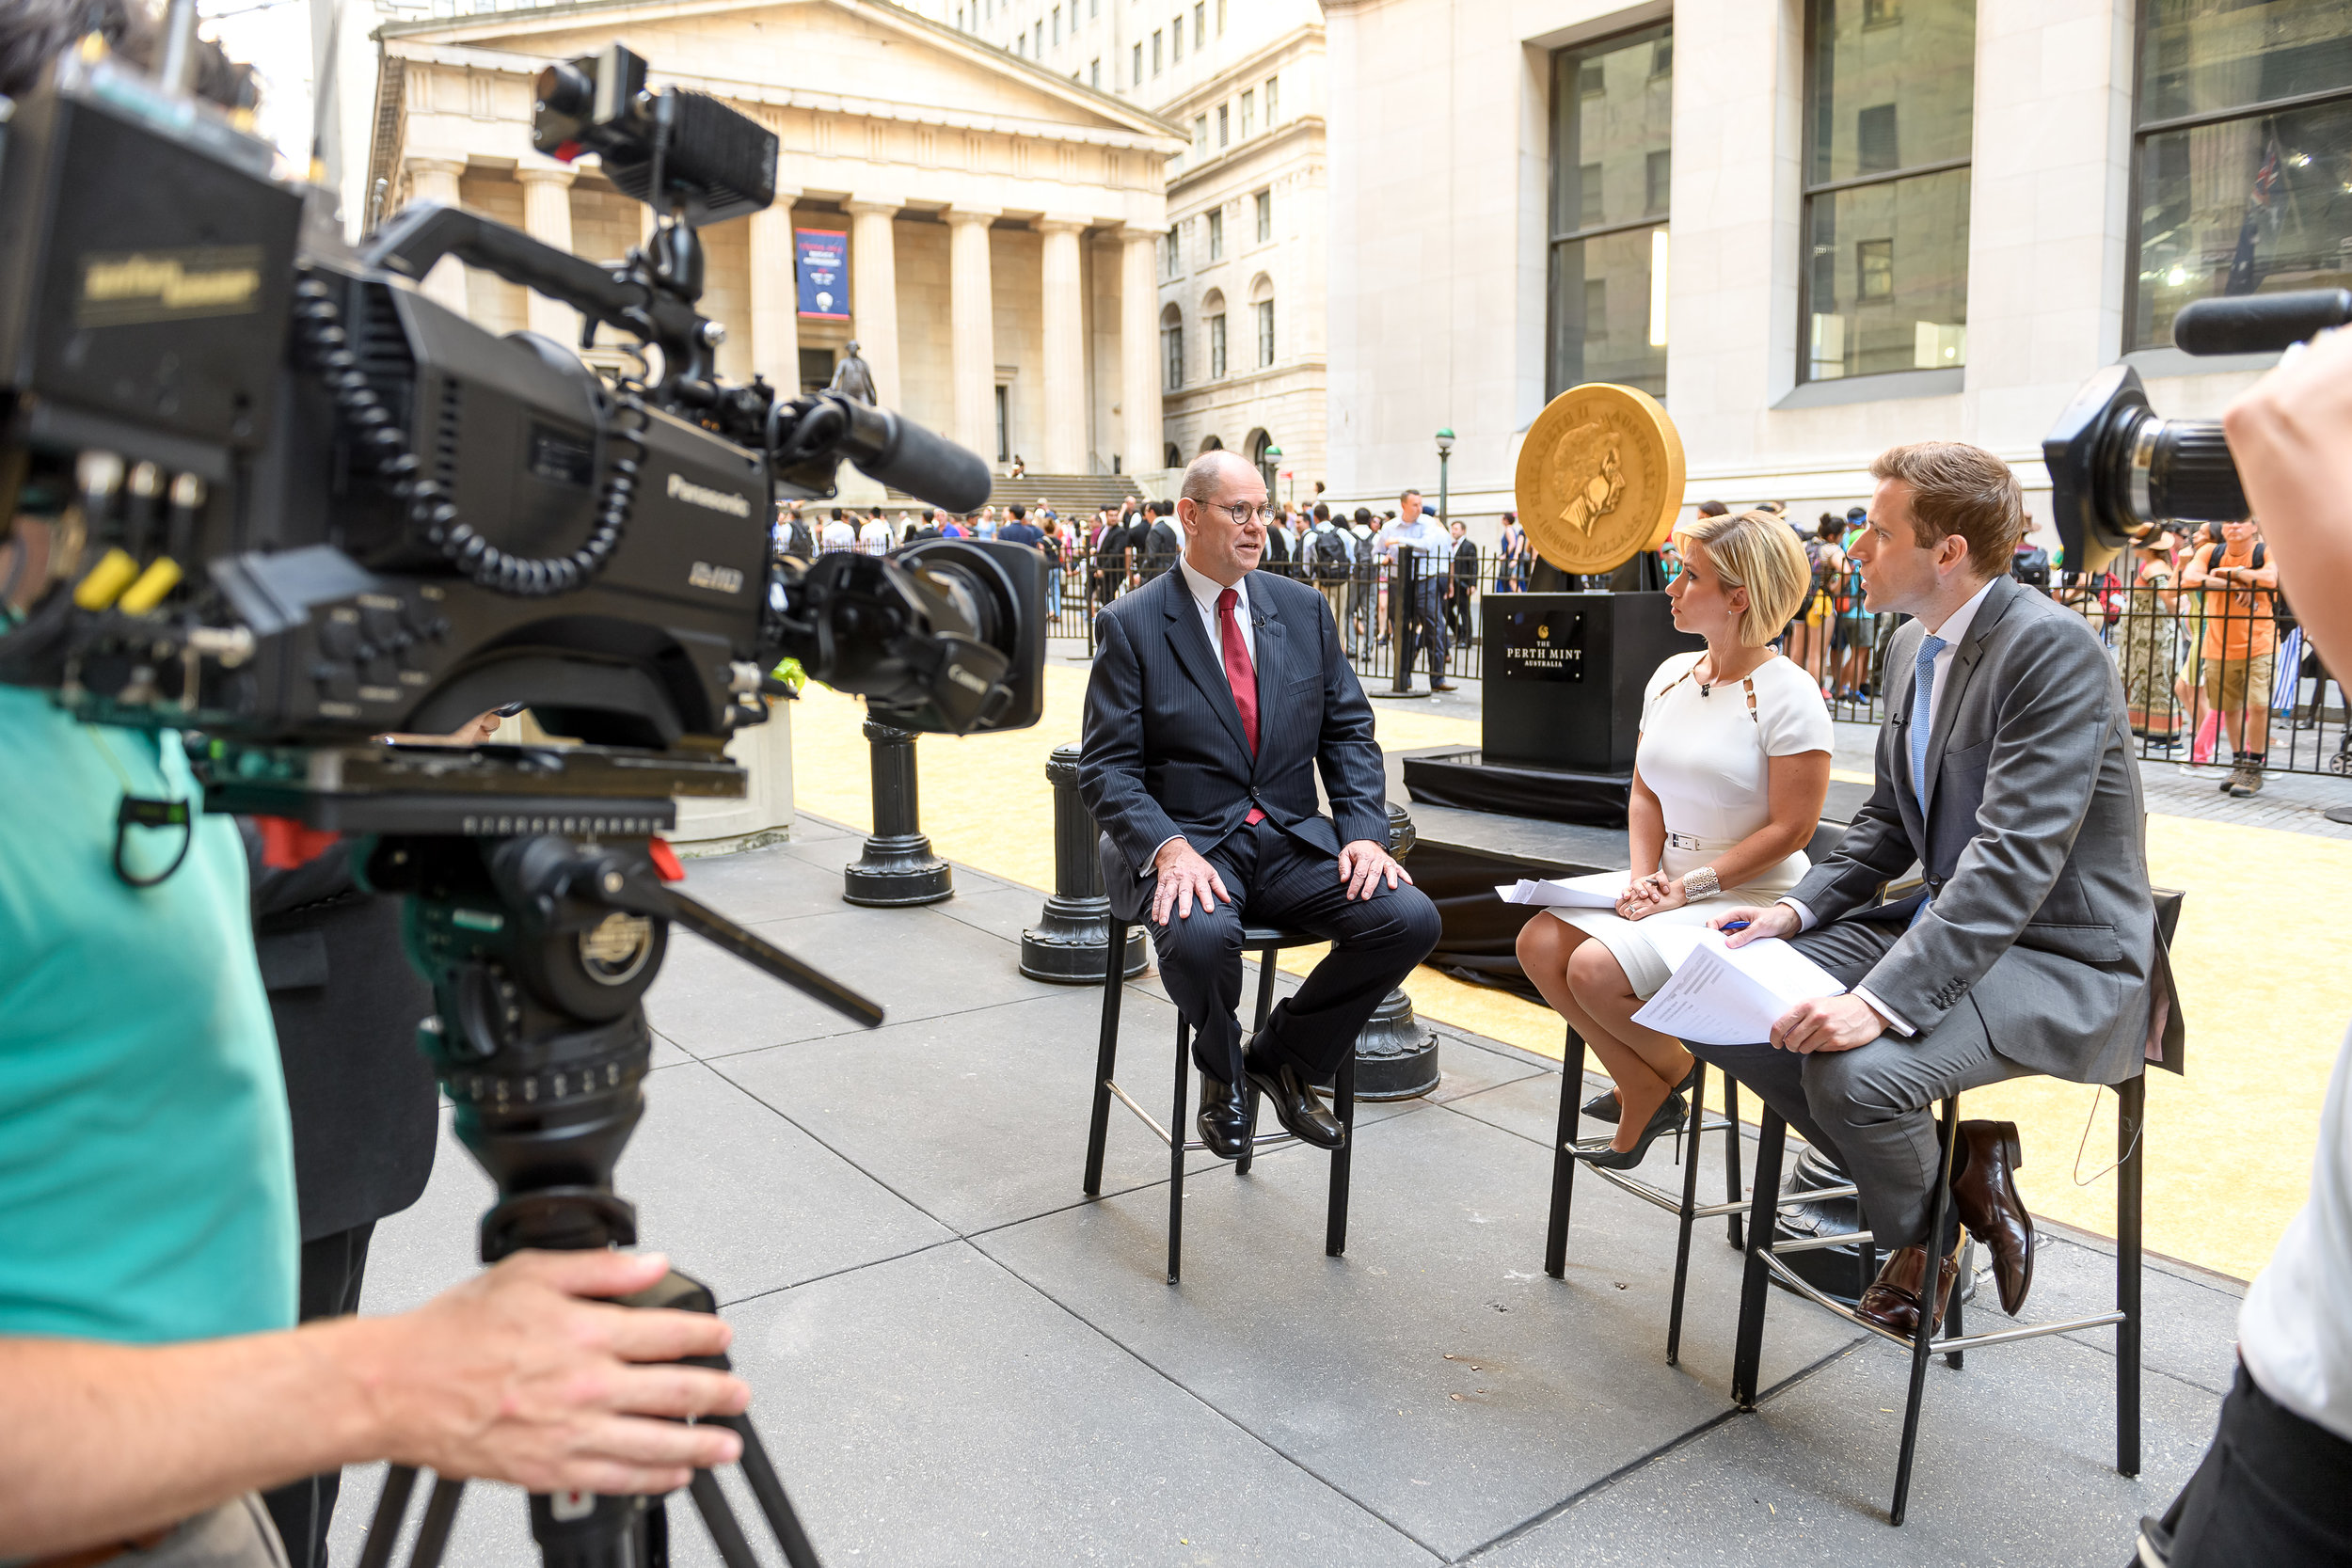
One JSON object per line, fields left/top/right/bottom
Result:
{"left": 1629, "top": 927, "right": 1848, "bottom": 1046}
{"left": 1494, "top": 871, "right": 1630, "bottom": 909}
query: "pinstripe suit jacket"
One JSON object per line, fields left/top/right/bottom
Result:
{"left": 1079, "top": 566, "right": 1389, "bottom": 913}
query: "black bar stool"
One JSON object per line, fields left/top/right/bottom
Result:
{"left": 1722, "top": 887, "right": 2182, "bottom": 1525}
{"left": 1724, "top": 1078, "right": 2145, "bottom": 1524}
{"left": 1544, "top": 1032, "right": 1758, "bottom": 1365}
{"left": 1079, "top": 896, "right": 1355, "bottom": 1284}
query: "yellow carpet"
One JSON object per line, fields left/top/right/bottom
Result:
{"left": 788, "top": 666, "right": 2347, "bottom": 1282}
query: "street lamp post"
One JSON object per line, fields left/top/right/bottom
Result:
{"left": 1435, "top": 427, "right": 1454, "bottom": 524}
{"left": 1263, "top": 444, "right": 1284, "bottom": 508}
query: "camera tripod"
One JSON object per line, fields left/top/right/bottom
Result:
{"left": 346, "top": 824, "right": 885, "bottom": 1568}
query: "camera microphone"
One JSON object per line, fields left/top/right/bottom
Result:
{"left": 2172, "top": 289, "right": 2352, "bottom": 357}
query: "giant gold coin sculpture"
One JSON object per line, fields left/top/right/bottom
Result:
{"left": 1515, "top": 383, "right": 1686, "bottom": 575}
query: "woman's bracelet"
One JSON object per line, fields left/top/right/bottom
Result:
{"left": 1683, "top": 865, "right": 1721, "bottom": 901}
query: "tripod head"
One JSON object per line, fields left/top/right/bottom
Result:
{"left": 362, "top": 828, "right": 882, "bottom": 1263}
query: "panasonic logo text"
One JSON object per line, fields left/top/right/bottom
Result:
{"left": 666, "top": 472, "right": 753, "bottom": 516}
{"left": 688, "top": 562, "right": 746, "bottom": 594}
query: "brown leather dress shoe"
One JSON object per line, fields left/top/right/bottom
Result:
{"left": 1852, "top": 1243, "right": 1962, "bottom": 1341}
{"left": 1950, "top": 1120, "right": 2035, "bottom": 1315}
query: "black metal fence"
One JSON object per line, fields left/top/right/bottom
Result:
{"left": 1023, "top": 542, "right": 2347, "bottom": 781}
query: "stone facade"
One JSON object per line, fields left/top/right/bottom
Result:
{"left": 358, "top": 0, "right": 1185, "bottom": 481}
{"left": 1322, "top": 0, "right": 2302, "bottom": 550}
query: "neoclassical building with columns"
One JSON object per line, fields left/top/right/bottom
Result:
{"left": 363, "top": 0, "right": 1185, "bottom": 483}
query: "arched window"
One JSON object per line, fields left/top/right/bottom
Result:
{"left": 1246, "top": 428, "right": 1276, "bottom": 494}
{"left": 1164, "top": 441, "right": 1183, "bottom": 469}
{"left": 1202, "top": 288, "right": 1228, "bottom": 379}
{"left": 1248, "top": 274, "right": 1275, "bottom": 369}
{"left": 1198, "top": 434, "right": 1224, "bottom": 453}
{"left": 1160, "top": 301, "right": 1184, "bottom": 391}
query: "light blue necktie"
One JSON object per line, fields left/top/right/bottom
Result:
{"left": 1907, "top": 634, "right": 1947, "bottom": 929}
{"left": 1909, "top": 634, "right": 1947, "bottom": 807}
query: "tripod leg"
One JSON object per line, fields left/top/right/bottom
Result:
{"left": 713, "top": 1414, "right": 826, "bottom": 1568}
{"left": 687, "top": 1470, "right": 762, "bottom": 1568}
{"left": 357, "top": 1465, "right": 420, "bottom": 1568}
{"left": 405, "top": 1477, "right": 466, "bottom": 1568}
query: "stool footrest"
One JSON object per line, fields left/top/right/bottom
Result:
{"left": 1772, "top": 1228, "right": 1872, "bottom": 1255}
{"left": 1759, "top": 1249, "right": 2126, "bottom": 1354}
{"left": 1104, "top": 1079, "right": 1304, "bottom": 1155}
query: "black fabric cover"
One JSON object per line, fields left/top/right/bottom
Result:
{"left": 1401, "top": 751, "right": 1632, "bottom": 828}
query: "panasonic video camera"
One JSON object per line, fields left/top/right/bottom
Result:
{"left": 0, "top": 40, "right": 1041, "bottom": 832}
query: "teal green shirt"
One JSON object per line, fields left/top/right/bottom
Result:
{"left": 0, "top": 687, "right": 297, "bottom": 1342}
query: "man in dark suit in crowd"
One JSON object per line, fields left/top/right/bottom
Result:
{"left": 1136, "top": 499, "right": 1183, "bottom": 584}
{"left": 1080, "top": 452, "right": 1440, "bottom": 1156}
{"left": 1707, "top": 442, "right": 2175, "bottom": 1338}
{"left": 998, "top": 502, "right": 1044, "bottom": 547}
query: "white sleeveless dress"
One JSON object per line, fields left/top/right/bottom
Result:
{"left": 1549, "top": 651, "right": 1836, "bottom": 998}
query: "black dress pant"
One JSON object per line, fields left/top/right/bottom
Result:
{"left": 2154, "top": 1363, "right": 2352, "bottom": 1567}
{"left": 1147, "top": 818, "right": 1441, "bottom": 1085}
{"left": 262, "top": 1222, "right": 377, "bottom": 1568}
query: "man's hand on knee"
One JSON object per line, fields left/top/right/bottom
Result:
{"left": 1770, "top": 994, "right": 1888, "bottom": 1054}
{"left": 357, "top": 1249, "right": 749, "bottom": 1497}
{"left": 1336, "top": 840, "right": 1412, "bottom": 902}
{"left": 1152, "top": 839, "right": 1232, "bottom": 924}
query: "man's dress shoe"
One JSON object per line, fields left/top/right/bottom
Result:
{"left": 1196, "top": 1072, "right": 1253, "bottom": 1161}
{"left": 1950, "top": 1119, "right": 2035, "bottom": 1314}
{"left": 1241, "top": 1051, "right": 1346, "bottom": 1149}
{"left": 1852, "top": 1243, "right": 1962, "bottom": 1341}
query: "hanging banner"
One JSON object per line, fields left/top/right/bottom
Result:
{"left": 796, "top": 229, "right": 849, "bottom": 320}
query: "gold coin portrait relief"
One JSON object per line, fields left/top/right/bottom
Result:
{"left": 1516, "top": 384, "right": 1687, "bottom": 575}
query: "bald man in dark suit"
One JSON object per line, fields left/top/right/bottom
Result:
{"left": 1080, "top": 452, "right": 1440, "bottom": 1159}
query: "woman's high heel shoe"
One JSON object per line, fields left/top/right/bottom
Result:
{"left": 1571, "top": 1090, "right": 1688, "bottom": 1169}
{"left": 1581, "top": 1060, "right": 1700, "bottom": 1125}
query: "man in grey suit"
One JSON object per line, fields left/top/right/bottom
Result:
{"left": 1705, "top": 441, "right": 2173, "bottom": 1339}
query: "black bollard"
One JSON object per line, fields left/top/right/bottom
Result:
{"left": 1351, "top": 802, "right": 1440, "bottom": 1099}
{"left": 1372, "top": 547, "right": 1428, "bottom": 699}
{"left": 1021, "top": 743, "right": 1147, "bottom": 982}
{"left": 842, "top": 718, "right": 953, "bottom": 907}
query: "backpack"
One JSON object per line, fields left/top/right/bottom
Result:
{"left": 2010, "top": 546, "right": 2051, "bottom": 591}
{"left": 1311, "top": 527, "right": 1354, "bottom": 581}
{"left": 1793, "top": 540, "right": 1824, "bottom": 621}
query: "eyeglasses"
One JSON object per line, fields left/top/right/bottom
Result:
{"left": 1199, "top": 499, "right": 1271, "bottom": 527}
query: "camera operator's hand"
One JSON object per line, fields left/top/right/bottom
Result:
{"left": 357, "top": 1249, "right": 749, "bottom": 1497}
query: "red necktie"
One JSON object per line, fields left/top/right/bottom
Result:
{"left": 1216, "top": 587, "right": 1265, "bottom": 823}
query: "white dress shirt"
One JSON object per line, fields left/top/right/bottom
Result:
{"left": 1780, "top": 573, "right": 2000, "bottom": 1037}
{"left": 1145, "top": 559, "right": 1259, "bottom": 870}
{"left": 1177, "top": 555, "right": 1256, "bottom": 670}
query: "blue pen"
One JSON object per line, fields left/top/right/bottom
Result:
{"left": 1722, "top": 920, "right": 1751, "bottom": 934}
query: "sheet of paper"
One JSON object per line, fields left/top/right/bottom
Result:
{"left": 1629, "top": 932, "right": 1849, "bottom": 1046}
{"left": 1493, "top": 871, "right": 1629, "bottom": 909}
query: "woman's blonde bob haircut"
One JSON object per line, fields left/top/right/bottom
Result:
{"left": 1674, "top": 509, "right": 1813, "bottom": 648}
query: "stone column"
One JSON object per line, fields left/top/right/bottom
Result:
{"left": 514, "top": 165, "right": 578, "bottom": 346}
{"left": 749, "top": 188, "right": 803, "bottom": 398}
{"left": 845, "top": 197, "right": 903, "bottom": 410}
{"left": 944, "top": 206, "right": 1001, "bottom": 461}
{"left": 403, "top": 157, "right": 470, "bottom": 315}
{"left": 1118, "top": 226, "right": 1163, "bottom": 477}
{"left": 1036, "top": 215, "right": 1089, "bottom": 473}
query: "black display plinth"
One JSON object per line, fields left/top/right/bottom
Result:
{"left": 1401, "top": 749, "right": 1633, "bottom": 828}
{"left": 1482, "top": 592, "right": 1701, "bottom": 773}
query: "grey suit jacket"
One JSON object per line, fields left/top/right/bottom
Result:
{"left": 1788, "top": 574, "right": 2177, "bottom": 1085}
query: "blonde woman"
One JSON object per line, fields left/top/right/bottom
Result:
{"left": 1515, "top": 510, "right": 1834, "bottom": 1164}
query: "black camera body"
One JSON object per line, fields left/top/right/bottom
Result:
{"left": 0, "top": 43, "right": 1032, "bottom": 832}
{"left": 2044, "top": 287, "right": 2352, "bottom": 570}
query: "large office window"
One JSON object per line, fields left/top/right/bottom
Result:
{"left": 2129, "top": 1, "right": 2352, "bottom": 351}
{"left": 1209, "top": 307, "right": 1228, "bottom": 378}
{"left": 1801, "top": 0, "right": 1975, "bottom": 382}
{"left": 1546, "top": 23, "right": 1672, "bottom": 399}
{"left": 1208, "top": 207, "right": 1224, "bottom": 260}
{"left": 1163, "top": 305, "right": 1184, "bottom": 390}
